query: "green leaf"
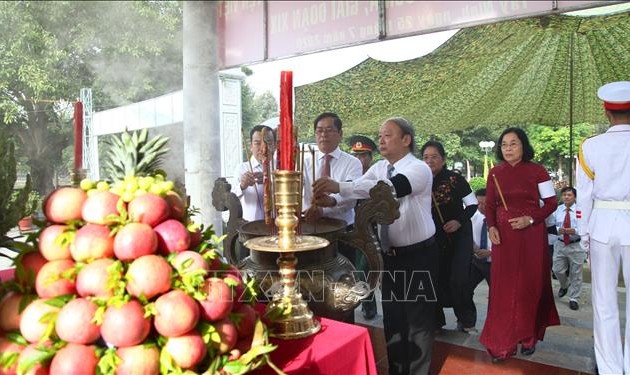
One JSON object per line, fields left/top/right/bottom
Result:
{"left": 0, "top": 351, "right": 19, "bottom": 371}
{"left": 96, "top": 347, "right": 120, "bottom": 375}
{"left": 6, "top": 332, "right": 28, "bottom": 346}
{"left": 17, "top": 344, "right": 57, "bottom": 374}
{"left": 44, "top": 294, "right": 75, "bottom": 308}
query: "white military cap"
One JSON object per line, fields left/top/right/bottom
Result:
{"left": 597, "top": 81, "right": 630, "bottom": 111}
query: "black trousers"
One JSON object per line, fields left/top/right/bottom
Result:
{"left": 382, "top": 238, "right": 439, "bottom": 375}
{"left": 468, "top": 257, "right": 491, "bottom": 327}
{"left": 434, "top": 222, "right": 475, "bottom": 328}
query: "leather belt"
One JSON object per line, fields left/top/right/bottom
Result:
{"left": 384, "top": 236, "right": 436, "bottom": 257}
{"left": 594, "top": 200, "right": 630, "bottom": 210}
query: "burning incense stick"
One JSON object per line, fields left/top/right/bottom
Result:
{"left": 492, "top": 174, "right": 508, "bottom": 211}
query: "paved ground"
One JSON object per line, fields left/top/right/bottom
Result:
{"left": 353, "top": 264, "right": 615, "bottom": 374}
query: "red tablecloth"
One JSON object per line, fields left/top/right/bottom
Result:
{"left": 0, "top": 268, "right": 14, "bottom": 282}
{"left": 256, "top": 317, "right": 378, "bottom": 375}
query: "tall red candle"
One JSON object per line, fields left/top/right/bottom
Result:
{"left": 73, "top": 101, "right": 83, "bottom": 170}
{"left": 279, "top": 71, "right": 294, "bottom": 170}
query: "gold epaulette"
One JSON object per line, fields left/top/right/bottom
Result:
{"left": 578, "top": 139, "right": 594, "bottom": 180}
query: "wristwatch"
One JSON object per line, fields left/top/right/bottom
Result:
{"left": 528, "top": 217, "right": 534, "bottom": 226}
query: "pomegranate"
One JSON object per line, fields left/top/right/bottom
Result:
{"left": 49, "top": 344, "right": 97, "bottom": 375}
{"left": 212, "top": 319, "right": 238, "bottom": 354}
{"left": 116, "top": 345, "right": 160, "bottom": 375}
{"left": 164, "top": 191, "right": 185, "bottom": 221}
{"left": 38, "top": 225, "right": 71, "bottom": 261}
{"left": 81, "top": 190, "right": 120, "bottom": 225}
{"left": 35, "top": 259, "right": 76, "bottom": 298}
{"left": 71, "top": 224, "right": 114, "bottom": 261}
{"left": 43, "top": 187, "right": 86, "bottom": 224}
{"left": 20, "top": 299, "right": 60, "bottom": 343}
{"left": 154, "top": 219, "right": 190, "bottom": 254}
{"left": 154, "top": 290, "right": 199, "bottom": 337}
{"left": 125, "top": 255, "right": 172, "bottom": 300}
{"left": 0, "top": 292, "right": 25, "bottom": 332}
{"left": 100, "top": 300, "right": 151, "bottom": 347}
{"left": 128, "top": 193, "right": 170, "bottom": 227}
{"left": 233, "top": 304, "right": 257, "bottom": 338}
{"left": 76, "top": 258, "right": 115, "bottom": 298}
{"left": 113, "top": 223, "right": 158, "bottom": 260}
{"left": 172, "top": 251, "right": 209, "bottom": 275}
{"left": 55, "top": 298, "right": 100, "bottom": 344}
{"left": 198, "top": 277, "right": 233, "bottom": 322}
{"left": 163, "top": 332, "right": 207, "bottom": 370}
{"left": 17, "top": 343, "right": 51, "bottom": 375}
{"left": 16, "top": 252, "right": 47, "bottom": 288}
{"left": 0, "top": 336, "right": 25, "bottom": 374}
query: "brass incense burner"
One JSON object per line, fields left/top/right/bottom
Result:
{"left": 212, "top": 177, "right": 399, "bottom": 332}
{"left": 244, "top": 170, "right": 325, "bottom": 339}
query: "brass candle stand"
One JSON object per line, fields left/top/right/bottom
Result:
{"left": 244, "top": 170, "right": 328, "bottom": 339}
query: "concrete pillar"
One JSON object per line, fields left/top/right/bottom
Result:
{"left": 183, "top": 1, "right": 222, "bottom": 233}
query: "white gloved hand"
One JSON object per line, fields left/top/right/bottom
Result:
{"left": 579, "top": 235, "right": 590, "bottom": 251}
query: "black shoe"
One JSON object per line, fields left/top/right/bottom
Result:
{"left": 521, "top": 346, "right": 536, "bottom": 356}
{"left": 569, "top": 300, "right": 579, "bottom": 310}
{"left": 558, "top": 287, "right": 568, "bottom": 298}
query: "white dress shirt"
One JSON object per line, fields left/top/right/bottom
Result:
{"left": 554, "top": 203, "right": 580, "bottom": 243}
{"left": 471, "top": 210, "right": 491, "bottom": 262}
{"left": 303, "top": 147, "right": 362, "bottom": 225}
{"left": 577, "top": 124, "right": 630, "bottom": 244}
{"left": 233, "top": 156, "right": 264, "bottom": 222}
{"left": 339, "top": 152, "right": 435, "bottom": 247}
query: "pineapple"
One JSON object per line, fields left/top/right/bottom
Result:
{"left": 104, "top": 128, "right": 169, "bottom": 181}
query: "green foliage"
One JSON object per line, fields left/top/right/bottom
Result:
{"left": 0, "top": 136, "right": 32, "bottom": 244}
{"left": 469, "top": 177, "right": 487, "bottom": 192}
{"left": 0, "top": 1, "right": 183, "bottom": 194}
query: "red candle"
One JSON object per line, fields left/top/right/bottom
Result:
{"left": 279, "top": 71, "right": 294, "bottom": 170}
{"left": 73, "top": 101, "right": 83, "bottom": 170}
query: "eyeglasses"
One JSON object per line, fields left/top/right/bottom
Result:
{"left": 315, "top": 127, "right": 338, "bottom": 135}
{"left": 500, "top": 142, "right": 522, "bottom": 149}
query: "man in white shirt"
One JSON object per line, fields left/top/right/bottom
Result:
{"left": 313, "top": 117, "right": 438, "bottom": 375}
{"left": 552, "top": 186, "right": 584, "bottom": 311}
{"left": 468, "top": 188, "right": 491, "bottom": 331}
{"left": 302, "top": 112, "right": 362, "bottom": 226}
{"left": 577, "top": 81, "right": 630, "bottom": 374}
{"left": 234, "top": 125, "right": 275, "bottom": 222}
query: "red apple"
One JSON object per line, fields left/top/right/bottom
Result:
{"left": 38, "top": 225, "right": 71, "bottom": 261}
{"left": 20, "top": 299, "right": 60, "bottom": 343}
{"left": 113, "top": 223, "right": 158, "bottom": 260}
{"left": 76, "top": 258, "right": 115, "bottom": 298}
{"left": 49, "top": 344, "right": 97, "bottom": 375}
{"left": 128, "top": 193, "right": 170, "bottom": 227}
{"left": 125, "top": 255, "right": 172, "bottom": 300}
{"left": 81, "top": 191, "right": 120, "bottom": 225}
{"left": 154, "top": 219, "right": 190, "bottom": 254}
{"left": 44, "top": 187, "right": 86, "bottom": 224}
{"left": 100, "top": 300, "right": 151, "bottom": 347}
{"left": 71, "top": 224, "right": 114, "bottom": 261}
{"left": 116, "top": 345, "right": 160, "bottom": 375}
{"left": 55, "top": 298, "right": 100, "bottom": 344}
{"left": 154, "top": 290, "right": 199, "bottom": 337}
{"left": 199, "top": 277, "right": 233, "bottom": 322}
{"left": 163, "top": 332, "right": 207, "bottom": 370}
{"left": 35, "top": 260, "right": 76, "bottom": 298}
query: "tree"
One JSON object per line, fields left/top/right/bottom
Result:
{"left": 254, "top": 91, "right": 278, "bottom": 123}
{"left": 0, "top": 1, "right": 182, "bottom": 195}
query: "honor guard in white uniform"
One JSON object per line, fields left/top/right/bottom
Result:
{"left": 577, "top": 81, "right": 630, "bottom": 374}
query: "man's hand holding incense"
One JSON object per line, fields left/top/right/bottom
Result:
{"left": 312, "top": 177, "right": 340, "bottom": 196}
